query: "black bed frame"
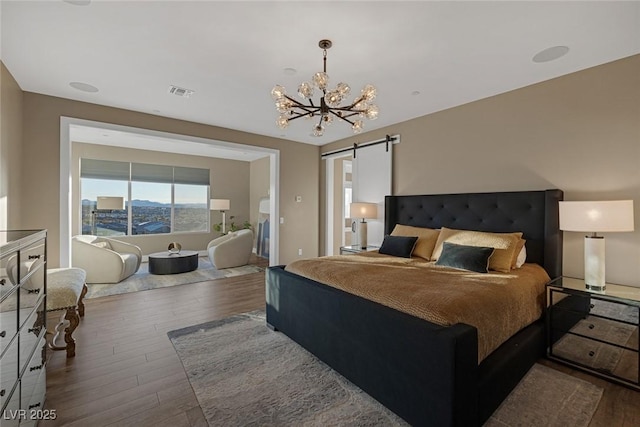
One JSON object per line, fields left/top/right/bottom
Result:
{"left": 266, "top": 189, "right": 563, "bottom": 426}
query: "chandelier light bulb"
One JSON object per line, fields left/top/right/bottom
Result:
{"left": 276, "top": 116, "right": 289, "bottom": 129}
{"left": 298, "top": 82, "right": 314, "bottom": 99}
{"left": 336, "top": 82, "right": 350, "bottom": 96}
{"left": 271, "top": 39, "right": 380, "bottom": 136}
{"left": 325, "top": 90, "right": 342, "bottom": 107}
{"left": 275, "top": 99, "right": 292, "bottom": 113}
{"left": 312, "top": 72, "right": 329, "bottom": 90}
{"left": 361, "top": 84, "right": 377, "bottom": 102}
{"left": 271, "top": 85, "right": 286, "bottom": 100}
{"left": 365, "top": 104, "right": 379, "bottom": 120}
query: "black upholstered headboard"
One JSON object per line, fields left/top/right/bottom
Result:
{"left": 385, "top": 189, "right": 563, "bottom": 278}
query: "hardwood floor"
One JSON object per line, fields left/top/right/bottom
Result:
{"left": 41, "top": 257, "right": 639, "bottom": 426}
{"left": 42, "top": 256, "right": 267, "bottom": 427}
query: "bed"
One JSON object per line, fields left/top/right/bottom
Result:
{"left": 266, "top": 189, "right": 563, "bottom": 426}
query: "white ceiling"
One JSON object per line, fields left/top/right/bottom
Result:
{"left": 2, "top": 1, "right": 639, "bottom": 147}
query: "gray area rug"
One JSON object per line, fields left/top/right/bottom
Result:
{"left": 168, "top": 311, "right": 604, "bottom": 427}
{"left": 85, "top": 257, "right": 263, "bottom": 299}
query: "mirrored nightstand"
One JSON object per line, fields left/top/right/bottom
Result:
{"left": 547, "top": 276, "right": 640, "bottom": 390}
{"left": 339, "top": 245, "right": 379, "bottom": 255}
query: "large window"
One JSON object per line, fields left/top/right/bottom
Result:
{"left": 80, "top": 159, "right": 210, "bottom": 236}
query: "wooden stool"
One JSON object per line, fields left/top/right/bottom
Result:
{"left": 46, "top": 268, "right": 87, "bottom": 358}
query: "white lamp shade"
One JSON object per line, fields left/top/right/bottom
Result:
{"left": 210, "top": 199, "right": 230, "bottom": 211}
{"left": 559, "top": 200, "right": 634, "bottom": 232}
{"left": 96, "top": 196, "right": 124, "bottom": 210}
{"left": 350, "top": 202, "right": 378, "bottom": 220}
{"left": 258, "top": 197, "right": 270, "bottom": 214}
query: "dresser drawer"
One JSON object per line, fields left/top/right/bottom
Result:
{"left": 19, "top": 300, "right": 46, "bottom": 369}
{"left": 20, "top": 339, "right": 46, "bottom": 414}
{"left": 17, "top": 262, "right": 45, "bottom": 316}
{"left": 0, "top": 337, "right": 19, "bottom": 410}
{"left": 0, "top": 290, "right": 19, "bottom": 356}
{"left": 0, "top": 383, "right": 21, "bottom": 427}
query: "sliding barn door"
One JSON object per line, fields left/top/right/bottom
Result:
{"left": 352, "top": 143, "right": 392, "bottom": 247}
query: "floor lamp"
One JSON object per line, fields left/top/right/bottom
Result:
{"left": 92, "top": 196, "right": 124, "bottom": 235}
{"left": 211, "top": 199, "right": 230, "bottom": 234}
{"left": 559, "top": 200, "right": 634, "bottom": 292}
{"left": 350, "top": 202, "right": 378, "bottom": 249}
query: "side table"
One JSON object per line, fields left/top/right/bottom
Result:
{"left": 547, "top": 276, "right": 640, "bottom": 390}
{"left": 339, "top": 245, "right": 379, "bottom": 255}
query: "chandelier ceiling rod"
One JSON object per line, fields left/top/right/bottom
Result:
{"left": 271, "top": 39, "right": 379, "bottom": 137}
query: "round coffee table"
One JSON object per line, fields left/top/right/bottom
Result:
{"left": 148, "top": 250, "right": 199, "bottom": 275}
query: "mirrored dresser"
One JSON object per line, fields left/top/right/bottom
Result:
{"left": 1, "top": 230, "right": 47, "bottom": 426}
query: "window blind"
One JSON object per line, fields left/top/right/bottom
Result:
{"left": 80, "top": 159, "right": 130, "bottom": 181}
{"left": 131, "top": 163, "right": 174, "bottom": 183}
{"left": 81, "top": 159, "right": 209, "bottom": 185}
{"left": 174, "top": 166, "right": 210, "bottom": 185}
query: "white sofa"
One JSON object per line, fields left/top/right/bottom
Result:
{"left": 72, "top": 235, "right": 142, "bottom": 283}
{"left": 207, "top": 229, "right": 253, "bottom": 269}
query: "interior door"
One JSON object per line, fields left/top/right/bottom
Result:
{"left": 352, "top": 142, "right": 392, "bottom": 247}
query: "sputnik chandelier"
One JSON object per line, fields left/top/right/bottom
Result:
{"left": 271, "top": 39, "right": 379, "bottom": 137}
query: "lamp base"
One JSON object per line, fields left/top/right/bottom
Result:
{"left": 584, "top": 235, "right": 605, "bottom": 292}
{"left": 359, "top": 220, "right": 368, "bottom": 249}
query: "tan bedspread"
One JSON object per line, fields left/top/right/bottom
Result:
{"left": 285, "top": 252, "right": 550, "bottom": 362}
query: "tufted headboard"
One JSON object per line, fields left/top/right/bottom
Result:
{"left": 384, "top": 189, "right": 563, "bottom": 278}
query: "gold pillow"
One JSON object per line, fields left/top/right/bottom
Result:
{"left": 390, "top": 225, "right": 440, "bottom": 260}
{"left": 432, "top": 227, "right": 523, "bottom": 272}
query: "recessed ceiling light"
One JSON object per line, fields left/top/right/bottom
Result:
{"left": 69, "top": 82, "right": 99, "bottom": 93}
{"left": 283, "top": 68, "right": 297, "bottom": 76}
{"left": 411, "top": 91, "right": 420, "bottom": 96}
{"left": 532, "top": 46, "right": 569, "bottom": 63}
{"left": 63, "top": 0, "right": 91, "bottom": 5}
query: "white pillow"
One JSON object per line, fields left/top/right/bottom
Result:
{"left": 515, "top": 245, "right": 527, "bottom": 268}
{"left": 93, "top": 241, "right": 112, "bottom": 250}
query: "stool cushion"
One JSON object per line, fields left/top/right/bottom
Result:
{"left": 47, "top": 268, "right": 87, "bottom": 311}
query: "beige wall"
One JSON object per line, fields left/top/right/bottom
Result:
{"left": 20, "top": 92, "right": 319, "bottom": 267}
{"left": 249, "top": 156, "right": 270, "bottom": 248}
{"left": 72, "top": 142, "right": 250, "bottom": 255}
{"left": 321, "top": 55, "right": 640, "bottom": 286}
{"left": 0, "top": 62, "right": 23, "bottom": 229}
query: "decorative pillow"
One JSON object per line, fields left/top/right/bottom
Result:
{"left": 515, "top": 245, "right": 527, "bottom": 269}
{"left": 432, "top": 227, "right": 523, "bottom": 273}
{"left": 378, "top": 235, "right": 419, "bottom": 258}
{"left": 435, "top": 242, "right": 494, "bottom": 273}
{"left": 93, "top": 241, "right": 112, "bottom": 250}
{"left": 390, "top": 224, "right": 440, "bottom": 260}
{"left": 511, "top": 239, "right": 526, "bottom": 269}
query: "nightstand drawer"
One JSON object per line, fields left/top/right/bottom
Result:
{"left": 550, "top": 315, "right": 639, "bottom": 348}
{"left": 552, "top": 334, "right": 638, "bottom": 383}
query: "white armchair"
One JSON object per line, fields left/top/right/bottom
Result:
{"left": 207, "top": 229, "right": 253, "bottom": 269}
{"left": 72, "top": 235, "right": 142, "bottom": 283}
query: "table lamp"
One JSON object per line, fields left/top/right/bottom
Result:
{"left": 211, "top": 199, "right": 230, "bottom": 233}
{"left": 350, "top": 202, "right": 378, "bottom": 249}
{"left": 559, "top": 200, "right": 634, "bottom": 291}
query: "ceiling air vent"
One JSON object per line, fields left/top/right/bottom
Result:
{"left": 168, "top": 85, "right": 194, "bottom": 98}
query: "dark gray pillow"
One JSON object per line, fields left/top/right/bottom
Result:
{"left": 435, "top": 242, "right": 494, "bottom": 273}
{"left": 378, "top": 235, "right": 418, "bottom": 258}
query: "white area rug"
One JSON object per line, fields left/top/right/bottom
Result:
{"left": 168, "top": 311, "right": 603, "bottom": 427}
{"left": 85, "top": 257, "right": 263, "bottom": 299}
